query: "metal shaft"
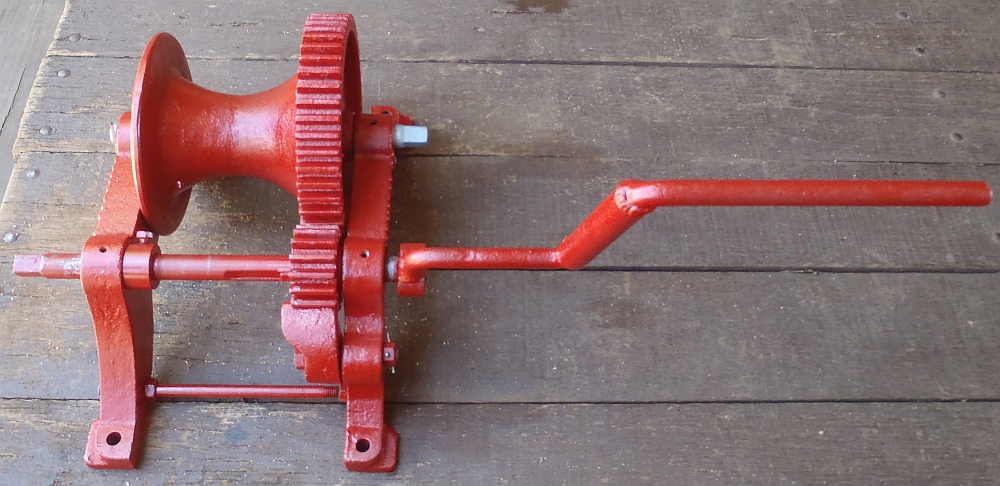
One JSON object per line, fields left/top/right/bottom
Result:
{"left": 14, "top": 180, "right": 993, "bottom": 283}
{"left": 150, "top": 383, "right": 339, "bottom": 400}
{"left": 615, "top": 179, "right": 992, "bottom": 207}
{"left": 397, "top": 179, "right": 993, "bottom": 279}
{"left": 153, "top": 254, "right": 290, "bottom": 281}
{"left": 14, "top": 253, "right": 291, "bottom": 281}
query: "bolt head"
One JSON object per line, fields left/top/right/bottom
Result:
{"left": 134, "top": 230, "right": 157, "bottom": 244}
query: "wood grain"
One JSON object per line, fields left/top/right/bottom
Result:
{"left": 0, "top": 0, "right": 63, "bottom": 184}
{"left": 49, "top": 0, "right": 1000, "bottom": 73}
{"left": 3, "top": 260, "right": 999, "bottom": 402}
{"left": 15, "top": 57, "right": 1000, "bottom": 163}
{"left": 2, "top": 399, "right": 998, "bottom": 484}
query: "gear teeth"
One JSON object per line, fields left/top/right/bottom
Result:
{"left": 289, "top": 224, "right": 341, "bottom": 308}
{"left": 290, "top": 13, "right": 359, "bottom": 311}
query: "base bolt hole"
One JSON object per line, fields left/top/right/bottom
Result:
{"left": 106, "top": 432, "right": 122, "bottom": 446}
{"left": 356, "top": 438, "right": 371, "bottom": 452}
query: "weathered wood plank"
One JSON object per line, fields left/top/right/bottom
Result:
{"left": 388, "top": 156, "right": 1000, "bottom": 271}
{"left": 50, "top": 0, "right": 1000, "bottom": 73}
{"left": 2, "top": 400, "right": 998, "bottom": 484}
{"left": 3, "top": 152, "right": 998, "bottom": 272}
{"left": 0, "top": 0, "right": 63, "bottom": 184}
{"left": 15, "top": 56, "right": 1000, "bottom": 163}
{"left": 388, "top": 271, "right": 1000, "bottom": 403}
{"left": 3, "top": 258, "right": 999, "bottom": 402}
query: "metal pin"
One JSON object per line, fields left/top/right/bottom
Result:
{"left": 392, "top": 125, "right": 428, "bottom": 148}
{"left": 385, "top": 256, "right": 399, "bottom": 282}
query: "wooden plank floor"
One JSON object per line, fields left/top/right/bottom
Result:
{"left": 2, "top": 0, "right": 999, "bottom": 483}
{"left": 0, "top": 0, "right": 63, "bottom": 191}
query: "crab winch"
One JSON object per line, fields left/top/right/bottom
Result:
{"left": 13, "top": 13, "right": 992, "bottom": 473}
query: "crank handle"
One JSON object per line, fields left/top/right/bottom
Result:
{"left": 395, "top": 178, "right": 992, "bottom": 295}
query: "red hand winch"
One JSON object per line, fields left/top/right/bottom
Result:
{"left": 12, "top": 13, "right": 992, "bottom": 473}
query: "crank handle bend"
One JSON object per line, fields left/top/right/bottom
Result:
{"left": 395, "top": 179, "right": 992, "bottom": 296}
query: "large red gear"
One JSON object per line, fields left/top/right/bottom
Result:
{"left": 283, "top": 14, "right": 362, "bottom": 384}
{"left": 294, "top": 13, "right": 359, "bottom": 227}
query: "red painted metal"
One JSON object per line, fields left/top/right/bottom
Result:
{"left": 283, "top": 14, "right": 360, "bottom": 387}
{"left": 339, "top": 107, "right": 403, "bottom": 471}
{"left": 12, "top": 13, "right": 395, "bottom": 472}
{"left": 9, "top": 12, "right": 994, "bottom": 474}
{"left": 149, "top": 383, "right": 339, "bottom": 400}
{"left": 12, "top": 253, "right": 82, "bottom": 279}
{"left": 613, "top": 179, "right": 991, "bottom": 207}
{"left": 79, "top": 112, "right": 155, "bottom": 469}
{"left": 152, "top": 255, "right": 290, "bottom": 281}
{"left": 13, "top": 253, "right": 291, "bottom": 282}
{"left": 128, "top": 15, "right": 360, "bottom": 387}
{"left": 130, "top": 35, "right": 299, "bottom": 236}
{"left": 396, "top": 179, "right": 992, "bottom": 293}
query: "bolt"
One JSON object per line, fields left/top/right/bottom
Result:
{"left": 393, "top": 125, "right": 429, "bottom": 148}
{"left": 56, "top": 69, "right": 71, "bottom": 78}
{"left": 4, "top": 232, "right": 18, "bottom": 244}
{"left": 39, "top": 126, "right": 53, "bottom": 135}
{"left": 135, "top": 230, "right": 157, "bottom": 244}
{"left": 382, "top": 342, "right": 398, "bottom": 375}
{"left": 68, "top": 34, "right": 82, "bottom": 42}
{"left": 144, "top": 379, "right": 159, "bottom": 401}
{"left": 26, "top": 169, "right": 39, "bottom": 179}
